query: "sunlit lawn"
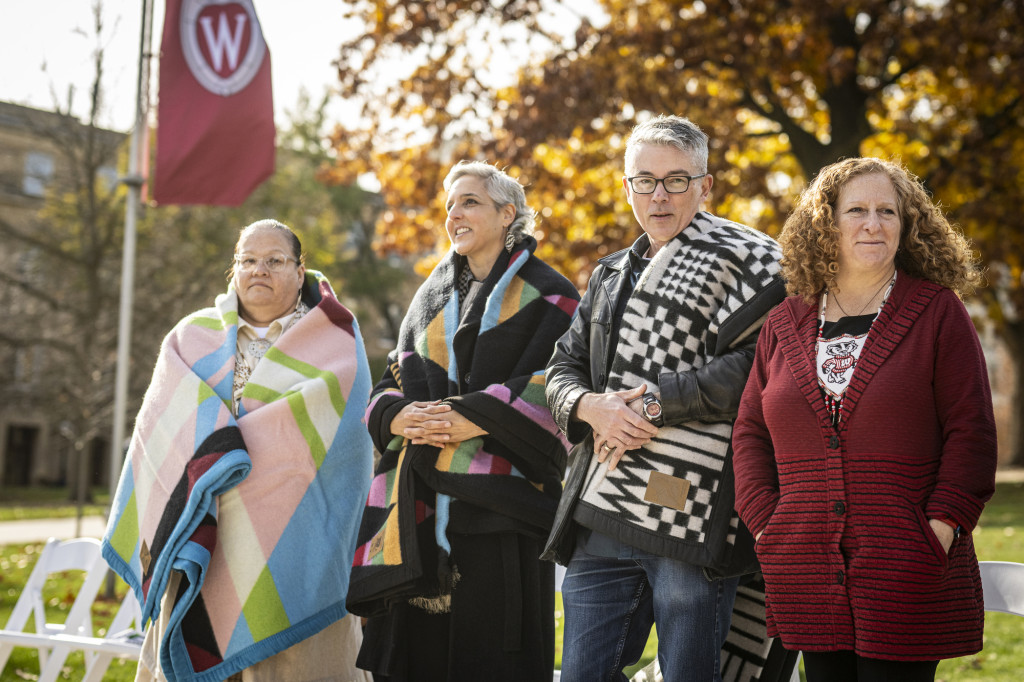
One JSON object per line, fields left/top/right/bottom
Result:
{"left": 0, "top": 542, "right": 136, "bottom": 682}
{"left": 2, "top": 482, "right": 1022, "bottom": 681}
{"left": 0, "top": 486, "right": 110, "bottom": 522}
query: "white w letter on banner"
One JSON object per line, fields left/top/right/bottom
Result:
{"left": 199, "top": 12, "right": 247, "bottom": 72}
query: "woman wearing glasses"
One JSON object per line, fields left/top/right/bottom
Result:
{"left": 106, "top": 219, "right": 373, "bottom": 682}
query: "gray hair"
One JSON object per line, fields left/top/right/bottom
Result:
{"left": 443, "top": 161, "right": 536, "bottom": 244}
{"left": 624, "top": 115, "right": 709, "bottom": 175}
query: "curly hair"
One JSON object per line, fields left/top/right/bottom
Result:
{"left": 779, "top": 157, "right": 981, "bottom": 301}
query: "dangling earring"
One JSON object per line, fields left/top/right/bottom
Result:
{"left": 504, "top": 225, "right": 516, "bottom": 253}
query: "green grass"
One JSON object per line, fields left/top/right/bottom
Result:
{"left": 2, "top": 482, "right": 1022, "bottom": 680}
{"left": 934, "top": 480, "right": 1024, "bottom": 682}
{"left": 0, "top": 486, "right": 110, "bottom": 522}
{"left": 0, "top": 543, "right": 136, "bottom": 682}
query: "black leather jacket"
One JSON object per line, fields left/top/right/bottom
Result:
{"left": 542, "top": 242, "right": 786, "bottom": 568}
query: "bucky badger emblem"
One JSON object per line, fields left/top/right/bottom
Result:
{"left": 821, "top": 339, "right": 858, "bottom": 384}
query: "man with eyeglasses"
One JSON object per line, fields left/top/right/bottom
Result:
{"left": 543, "top": 115, "right": 786, "bottom": 681}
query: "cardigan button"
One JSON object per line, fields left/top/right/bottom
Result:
{"left": 833, "top": 501, "right": 846, "bottom": 516}
{"left": 464, "top": 372, "right": 471, "bottom": 385}
{"left": 828, "top": 435, "right": 840, "bottom": 449}
{"left": 836, "top": 570, "right": 845, "bottom": 585}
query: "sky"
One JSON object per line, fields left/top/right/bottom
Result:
{"left": 0, "top": 0, "right": 359, "bottom": 132}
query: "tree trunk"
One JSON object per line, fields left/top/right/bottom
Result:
{"left": 1004, "top": 318, "right": 1024, "bottom": 468}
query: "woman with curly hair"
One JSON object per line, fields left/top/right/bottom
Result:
{"left": 732, "top": 157, "right": 997, "bottom": 682}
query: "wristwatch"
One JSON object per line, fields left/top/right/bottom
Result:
{"left": 641, "top": 393, "right": 664, "bottom": 427}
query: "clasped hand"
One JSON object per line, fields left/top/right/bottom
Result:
{"left": 577, "top": 385, "right": 660, "bottom": 471}
{"left": 390, "top": 400, "right": 487, "bottom": 446}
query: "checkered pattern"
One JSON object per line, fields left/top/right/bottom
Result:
{"left": 721, "top": 581, "right": 774, "bottom": 682}
{"left": 580, "top": 213, "right": 781, "bottom": 552}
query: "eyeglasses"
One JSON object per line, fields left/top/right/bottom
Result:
{"left": 233, "top": 253, "right": 298, "bottom": 273}
{"left": 626, "top": 174, "right": 706, "bottom": 194}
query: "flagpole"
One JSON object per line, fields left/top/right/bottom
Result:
{"left": 109, "top": 0, "right": 155, "bottom": 503}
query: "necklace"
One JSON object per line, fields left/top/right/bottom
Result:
{"left": 233, "top": 301, "right": 310, "bottom": 415}
{"left": 243, "top": 301, "right": 309, "bottom": 361}
{"left": 830, "top": 269, "right": 896, "bottom": 318}
{"left": 817, "top": 271, "right": 897, "bottom": 425}
{"left": 247, "top": 337, "right": 273, "bottom": 359}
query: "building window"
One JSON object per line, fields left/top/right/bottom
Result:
{"left": 23, "top": 151, "right": 55, "bottom": 197}
{"left": 98, "top": 164, "right": 119, "bottom": 191}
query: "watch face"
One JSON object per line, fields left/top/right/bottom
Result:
{"left": 643, "top": 395, "right": 662, "bottom": 420}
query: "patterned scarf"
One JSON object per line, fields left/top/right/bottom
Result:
{"left": 102, "top": 271, "right": 373, "bottom": 681}
{"left": 347, "top": 239, "right": 579, "bottom": 617}
{"left": 576, "top": 213, "right": 782, "bottom": 570}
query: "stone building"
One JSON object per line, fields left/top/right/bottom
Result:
{"left": 0, "top": 100, "right": 123, "bottom": 488}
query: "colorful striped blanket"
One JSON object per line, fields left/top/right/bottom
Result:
{"left": 347, "top": 238, "right": 579, "bottom": 617}
{"left": 102, "top": 271, "right": 373, "bottom": 682}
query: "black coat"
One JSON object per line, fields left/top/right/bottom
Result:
{"left": 542, "top": 231, "right": 786, "bottom": 572}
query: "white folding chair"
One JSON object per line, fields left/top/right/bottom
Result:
{"left": 64, "top": 587, "right": 144, "bottom": 682}
{"left": 0, "top": 536, "right": 143, "bottom": 681}
{"left": 0, "top": 537, "right": 108, "bottom": 677}
{"left": 979, "top": 560, "right": 1024, "bottom": 617}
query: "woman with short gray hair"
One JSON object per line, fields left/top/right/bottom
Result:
{"left": 348, "top": 162, "right": 581, "bottom": 681}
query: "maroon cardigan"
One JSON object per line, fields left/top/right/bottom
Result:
{"left": 732, "top": 272, "right": 997, "bottom": 661}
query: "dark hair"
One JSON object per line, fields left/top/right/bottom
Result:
{"left": 235, "top": 219, "right": 303, "bottom": 261}
{"left": 228, "top": 219, "right": 312, "bottom": 300}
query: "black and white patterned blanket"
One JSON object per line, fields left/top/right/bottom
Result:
{"left": 577, "top": 212, "right": 781, "bottom": 569}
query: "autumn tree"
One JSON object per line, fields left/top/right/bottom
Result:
{"left": 326, "top": 0, "right": 1024, "bottom": 461}
{"left": 0, "top": 3, "right": 396, "bottom": 495}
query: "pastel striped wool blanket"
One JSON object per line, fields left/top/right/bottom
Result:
{"left": 347, "top": 238, "right": 579, "bottom": 617}
{"left": 102, "top": 271, "right": 373, "bottom": 682}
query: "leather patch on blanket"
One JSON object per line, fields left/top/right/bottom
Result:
{"left": 368, "top": 529, "right": 385, "bottom": 561}
{"left": 644, "top": 471, "right": 690, "bottom": 512}
{"left": 140, "top": 539, "right": 151, "bottom": 574}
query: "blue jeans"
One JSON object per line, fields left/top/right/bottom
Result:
{"left": 560, "top": 543, "right": 739, "bottom": 682}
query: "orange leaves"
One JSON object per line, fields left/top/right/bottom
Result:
{"left": 323, "top": 0, "right": 1023, "bottom": 301}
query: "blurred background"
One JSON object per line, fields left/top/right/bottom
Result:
{"left": 0, "top": 0, "right": 1021, "bottom": 499}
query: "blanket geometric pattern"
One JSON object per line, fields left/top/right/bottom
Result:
{"left": 347, "top": 242, "right": 578, "bottom": 617}
{"left": 102, "top": 271, "right": 373, "bottom": 682}
{"left": 578, "top": 213, "right": 781, "bottom": 568}
{"left": 721, "top": 581, "right": 780, "bottom": 682}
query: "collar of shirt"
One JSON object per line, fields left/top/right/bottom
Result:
{"left": 237, "top": 306, "right": 302, "bottom": 362}
{"left": 626, "top": 238, "right": 652, "bottom": 288}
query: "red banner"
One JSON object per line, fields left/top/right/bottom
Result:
{"left": 154, "top": 0, "right": 275, "bottom": 206}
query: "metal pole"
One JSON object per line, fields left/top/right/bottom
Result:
{"left": 109, "top": 0, "right": 154, "bottom": 510}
